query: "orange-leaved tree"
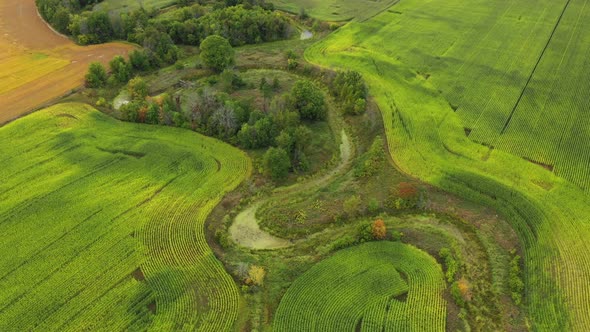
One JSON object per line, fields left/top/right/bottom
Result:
{"left": 372, "top": 219, "right": 387, "bottom": 240}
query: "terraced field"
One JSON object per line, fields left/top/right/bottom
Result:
{"left": 0, "top": 0, "right": 134, "bottom": 124}
{"left": 0, "top": 103, "right": 250, "bottom": 330}
{"left": 273, "top": 242, "right": 446, "bottom": 331}
{"left": 307, "top": 0, "right": 590, "bottom": 329}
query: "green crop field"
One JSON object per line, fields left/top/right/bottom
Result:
{"left": 316, "top": 0, "right": 590, "bottom": 190}
{"left": 0, "top": 103, "right": 250, "bottom": 330}
{"left": 270, "top": 0, "right": 397, "bottom": 21}
{"left": 307, "top": 0, "right": 590, "bottom": 329}
{"left": 273, "top": 242, "right": 446, "bottom": 331}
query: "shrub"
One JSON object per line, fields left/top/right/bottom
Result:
{"left": 439, "top": 248, "right": 458, "bottom": 282}
{"left": 509, "top": 252, "right": 524, "bottom": 305}
{"left": 287, "top": 59, "right": 298, "bottom": 70}
{"left": 343, "top": 195, "right": 362, "bottom": 217}
{"left": 354, "top": 136, "right": 385, "bottom": 177}
{"left": 357, "top": 223, "right": 373, "bottom": 243}
{"left": 127, "top": 77, "right": 149, "bottom": 101}
{"left": 330, "top": 236, "right": 358, "bottom": 251}
{"left": 368, "top": 198, "right": 381, "bottom": 214}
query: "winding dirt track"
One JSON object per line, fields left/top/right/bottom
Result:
{"left": 0, "top": 0, "right": 135, "bottom": 124}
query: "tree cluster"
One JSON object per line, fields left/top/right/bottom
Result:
{"left": 84, "top": 53, "right": 149, "bottom": 88}
{"left": 331, "top": 70, "right": 367, "bottom": 115}
{"left": 106, "top": 73, "right": 326, "bottom": 181}
{"left": 176, "top": 5, "right": 289, "bottom": 46}
{"left": 37, "top": 0, "right": 290, "bottom": 59}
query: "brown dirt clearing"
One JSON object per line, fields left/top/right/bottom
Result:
{"left": 0, "top": 0, "right": 135, "bottom": 125}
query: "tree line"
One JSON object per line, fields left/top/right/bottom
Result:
{"left": 36, "top": 0, "right": 290, "bottom": 54}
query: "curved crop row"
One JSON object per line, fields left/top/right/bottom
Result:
{"left": 0, "top": 103, "right": 250, "bottom": 331}
{"left": 306, "top": 5, "right": 590, "bottom": 329}
{"left": 273, "top": 242, "right": 446, "bottom": 331}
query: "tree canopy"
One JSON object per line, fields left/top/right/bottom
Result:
{"left": 290, "top": 80, "right": 326, "bottom": 121}
{"left": 200, "top": 35, "right": 234, "bottom": 72}
{"left": 263, "top": 147, "right": 291, "bottom": 181}
{"left": 85, "top": 62, "right": 108, "bottom": 88}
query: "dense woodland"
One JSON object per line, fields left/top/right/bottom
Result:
{"left": 36, "top": 0, "right": 290, "bottom": 67}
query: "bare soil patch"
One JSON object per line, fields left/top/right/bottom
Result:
{"left": 132, "top": 267, "right": 146, "bottom": 281}
{"left": 0, "top": 0, "right": 135, "bottom": 125}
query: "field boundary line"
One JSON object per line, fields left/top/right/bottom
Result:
{"left": 501, "top": 0, "right": 574, "bottom": 134}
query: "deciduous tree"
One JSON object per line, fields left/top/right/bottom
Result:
{"left": 248, "top": 265, "right": 266, "bottom": 286}
{"left": 371, "top": 219, "right": 387, "bottom": 240}
{"left": 200, "top": 35, "right": 234, "bottom": 72}
{"left": 290, "top": 80, "right": 326, "bottom": 120}
{"left": 85, "top": 62, "right": 108, "bottom": 88}
{"left": 263, "top": 147, "right": 291, "bottom": 181}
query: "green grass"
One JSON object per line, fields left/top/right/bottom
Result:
{"left": 306, "top": 1, "right": 590, "bottom": 329}
{"left": 273, "top": 241, "right": 446, "bottom": 331}
{"left": 0, "top": 103, "right": 250, "bottom": 330}
{"left": 94, "top": 0, "right": 175, "bottom": 13}
{"left": 270, "top": 0, "right": 397, "bottom": 21}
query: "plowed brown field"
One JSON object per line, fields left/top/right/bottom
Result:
{"left": 0, "top": 0, "right": 135, "bottom": 124}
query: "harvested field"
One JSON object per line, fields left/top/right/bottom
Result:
{"left": 0, "top": 0, "right": 135, "bottom": 125}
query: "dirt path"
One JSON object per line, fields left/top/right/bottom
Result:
{"left": 0, "top": 0, "right": 135, "bottom": 125}
{"left": 230, "top": 129, "right": 353, "bottom": 249}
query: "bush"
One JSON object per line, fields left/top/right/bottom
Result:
{"left": 248, "top": 265, "right": 266, "bottom": 286}
{"left": 343, "top": 195, "right": 362, "bottom": 217}
{"left": 451, "top": 281, "right": 466, "bottom": 307}
{"left": 354, "top": 136, "right": 385, "bottom": 177}
{"left": 287, "top": 59, "right": 298, "bottom": 70}
{"left": 127, "top": 77, "right": 149, "bottom": 101}
{"left": 509, "top": 251, "right": 524, "bottom": 305}
{"left": 357, "top": 223, "right": 373, "bottom": 243}
{"left": 439, "top": 248, "right": 458, "bottom": 283}
{"left": 390, "top": 182, "right": 420, "bottom": 209}
{"left": 367, "top": 198, "right": 381, "bottom": 214}
{"left": 330, "top": 235, "right": 358, "bottom": 251}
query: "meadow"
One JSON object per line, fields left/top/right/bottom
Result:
{"left": 94, "top": 0, "right": 176, "bottom": 13}
{"left": 0, "top": 103, "right": 250, "bottom": 330}
{"left": 0, "top": 0, "right": 134, "bottom": 125}
{"left": 269, "top": 0, "right": 397, "bottom": 21}
{"left": 307, "top": 0, "right": 590, "bottom": 329}
{"left": 273, "top": 242, "right": 446, "bottom": 331}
